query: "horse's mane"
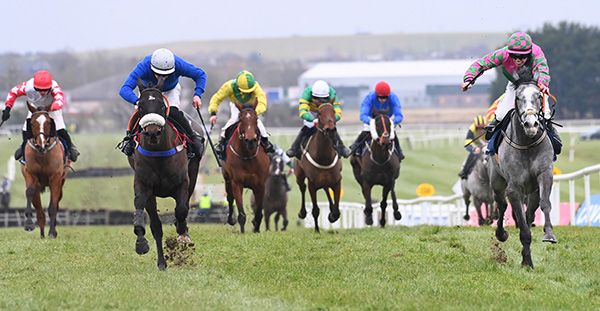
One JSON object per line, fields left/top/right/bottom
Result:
{"left": 514, "top": 65, "right": 535, "bottom": 87}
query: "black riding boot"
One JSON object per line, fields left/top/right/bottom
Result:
{"left": 332, "top": 129, "right": 351, "bottom": 158}
{"left": 547, "top": 122, "right": 562, "bottom": 156}
{"left": 118, "top": 131, "right": 136, "bottom": 156}
{"left": 458, "top": 152, "right": 478, "bottom": 179}
{"left": 261, "top": 136, "right": 275, "bottom": 154}
{"left": 349, "top": 131, "right": 371, "bottom": 156}
{"left": 286, "top": 126, "right": 312, "bottom": 158}
{"left": 393, "top": 136, "right": 405, "bottom": 161}
{"left": 57, "top": 129, "right": 80, "bottom": 162}
{"left": 14, "top": 130, "right": 30, "bottom": 162}
{"left": 214, "top": 137, "right": 227, "bottom": 160}
{"left": 484, "top": 118, "right": 500, "bottom": 140}
{"left": 169, "top": 108, "right": 205, "bottom": 158}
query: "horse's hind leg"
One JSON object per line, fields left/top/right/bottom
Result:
{"left": 266, "top": 210, "right": 272, "bottom": 231}
{"left": 146, "top": 196, "right": 166, "bottom": 270}
{"left": 391, "top": 186, "right": 401, "bottom": 221}
{"left": 380, "top": 184, "right": 392, "bottom": 228}
{"left": 538, "top": 172, "right": 557, "bottom": 243}
{"left": 281, "top": 208, "right": 289, "bottom": 231}
{"left": 474, "top": 198, "right": 485, "bottom": 226}
{"left": 526, "top": 191, "right": 540, "bottom": 227}
{"left": 133, "top": 185, "right": 150, "bottom": 255}
{"left": 507, "top": 188, "right": 533, "bottom": 268}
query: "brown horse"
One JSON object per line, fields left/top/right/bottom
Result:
{"left": 350, "top": 114, "right": 401, "bottom": 227}
{"left": 21, "top": 102, "right": 67, "bottom": 238}
{"left": 223, "top": 104, "right": 269, "bottom": 233}
{"left": 295, "top": 102, "right": 343, "bottom": 233}
{"left": 128, "top": 80, "right": 201, "bottom": 270}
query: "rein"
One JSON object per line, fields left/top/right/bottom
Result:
{"left": 27, "top": 136, "right": 59, "bottom": 154}
{"left": 365, "top": 140, "right": 394, "bottom": 166}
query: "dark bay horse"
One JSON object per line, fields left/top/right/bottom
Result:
{"left": 461, "top": 154, "right": 496, "bottom": 225}
{"left": 295, "top": 102, "right": 343, "bottom": 233}
{"left": 263, "top": 153, "right": 289, "bottom": 231}
{"left": 489, "top": 81, "right": 555, "bottom": 268}
{"left": 128, "top": 80, "right": 201, "bottom": 270}
{"left": 21, "top": 103, "right": 66, "bottom": 238}
{"left": 223, "top": 104, "right": 269, "bottom": 233}
{"left": 350, "top": 114, "right": 401, "bottom": 227}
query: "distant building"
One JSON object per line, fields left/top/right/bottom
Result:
{"left": 298, "top": 60, "right": 497, "bottom": 109}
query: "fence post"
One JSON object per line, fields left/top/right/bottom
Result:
{"left": 569, "top": 180, "right": 576, "bottom": 225}
{"left": 584, "top": 174, "right": 592, "bottom": 226}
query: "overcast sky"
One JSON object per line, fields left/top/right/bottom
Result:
{"left": 1, "top": 0, "right": 597, "bottom": 54}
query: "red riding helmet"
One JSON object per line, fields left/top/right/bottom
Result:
{"left": 375, "top": 81, "right": 391, "bottom": 97}
{"left": 33, "top": 70, "right": 53, "bottom": 89}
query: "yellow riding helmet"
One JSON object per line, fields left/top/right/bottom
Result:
{"left": 474, "top": 115, "right": 487, "bottom": 128}
{"left": 235, "top": 70, "right": 257, "bottom": 93}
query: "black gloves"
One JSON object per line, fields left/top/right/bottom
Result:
{"left": 1, "top": 107, "right": 10, "bottom": 122}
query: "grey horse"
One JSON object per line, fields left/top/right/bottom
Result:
{"left": 489, "top": 81, "right": 556, "bottom": 268}
{"left": 461, "top": 153, "right": 496, "bottom": 226}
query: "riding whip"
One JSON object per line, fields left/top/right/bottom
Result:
{"left": 195, "top": 107, "right": 221, "bottom": 168}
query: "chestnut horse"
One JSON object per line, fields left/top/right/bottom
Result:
{"left": 295, "top": 102, "right": 343, "bottom": 233}
{"left": 350, "top": 113, "right": 401, "bottom": 227}
{"left": 128, "top": 80, "right": 201, "bottom": 270}
{"left": 21, "top": 103, "right": 67, "bottom": 238}
{"left": 223, "top": 104, "right": 269, "bottom": 233}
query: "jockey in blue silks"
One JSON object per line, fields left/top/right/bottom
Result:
{"left": 118, "top": 48, "right": 207, "bottom": 158}
{"left": 349, "top": 81, "right": 405, "bottom": 160}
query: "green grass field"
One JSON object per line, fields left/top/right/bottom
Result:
{"left": 0, "top": 225, "right": 598, "bottom": 309}
{"left": 1, "top": 130, "right": 599, "bottom": 217}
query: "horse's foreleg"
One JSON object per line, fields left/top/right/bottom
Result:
{"left": 47, "top": 173, "right": 63, "bottom": 238}
{"left": 462, "top": 189, "right": 471, "bottom": 221}
{"left": 507, "top": 188, "right": 533, "bottom": 268}
{"left": 265, "top": 210, "right": 272, "bottom": 231}
{"left": 133, "top": 184, "right": 150, "bottom": 255}
{"left": 224, "top": 179, "right": 236, "bottom": 226}
{"left": 391, "top": 185, "right": 401, "bottom": 221}
{"left": 296, "top": 169, "right": 307, "bottom": 219}
{"left": 380, "top": 184, "right": 392, "bottom": 228}
{"left": 232, "top": 183, "right": 246, "bottom": 233}
{"left": 252, "top": 186, "right": 265, "bottom": 233}
{"left": 308, "top": 182, "right": 320, "bottom": 233}
{"left": 174, "top": 183, "right": 190, "bottom": 240}
{"left": 538, "top": 173, "right": 557, "bottom": 243}
{"left": 32, "top": 191, "right": 44, "bottom": 238}
{"left": 281, "top": 208, "right": 289, "bottom": 231}
{"left": 146, "top": 196, "right": 166, "bottom": 271}
{"left": 325, "top": 186, "right": 339, "bottom": 223}
{"left": 361, "top": 182, "right": 374, "bottom": 226}
{"left": 494, "top": 190, "right": 509, "bottom": 242}
{"left": 23, "top": 173, "right": 38, "bottom": 232}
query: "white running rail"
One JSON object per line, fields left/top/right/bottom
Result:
{"left": 551, "top": 163, "right": 600, "bottom": 226}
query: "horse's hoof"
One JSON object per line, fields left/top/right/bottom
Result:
{"left": 48, "top": 231, "right": 58, "bottom": 239}
{"left": 328, "top": 212, "right": 340, "bottom": 223}
{"left": 298, "top": 209, "right": 307, "bottom": 219}
{"left": 365, "top": 214, "right": 373, "bottom": 226}
{"left": 463, "top": 214, "right": 471, "bottom": 221}
{"left": 542, "top": 234, "right": 557, "bottom": 244}
{"left": 157, "top": 260, "right": 167, "bottom": 271}
{"left": 478, "top": 219, "right": 485, "bottom": 226}
{"left": 24, "top": 219, "right": 35, "bottom": 231}
{"left": 379, "top": 220, "right": 386, "bottom": 228}
{"left": 227, "top": 217, "right": 236, "bottom": 226}
{"left": 496, "top": 229, "right": 509, "bottom": 242}
{"left": 484, "top": 219, "right": 493, "bottom": 226}
{"left": 177, "top": 235, "right": 192, "bottom": 244}
{"left": 521, "top": 260, "right": 534, "bottom": 269}
{"left": 393, "top": 211, "right": 402, "bottom": 221}
{"left": 135, "top": 238, "right": 150, "bottom": 255}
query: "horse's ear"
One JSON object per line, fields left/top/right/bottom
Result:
{"left": 136, "top": 78, "right": 146, "bottom": 92}
{"left": 27, "top": 102, "right": 36, "bottom": 113}
{"left": 155, "top": 75, "right": 165, "bottom": 90}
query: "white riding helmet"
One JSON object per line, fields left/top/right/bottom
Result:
{"left": 311, "top": 80, "right": 330, "bottom": 98}
{"left": 150, "top": 48, "right": 175, "bottom": 75}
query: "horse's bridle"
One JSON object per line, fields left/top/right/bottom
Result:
{"left": 503, "top": 84, "right": 548, "bottom": 150}
{"left": 366, "top": 115, "right": 395, "bottom": 165}
{"left": 28, "top": 112, "right": 59, "bottom": 154}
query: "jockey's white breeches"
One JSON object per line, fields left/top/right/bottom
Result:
{"left": 220, "top": 102, "right": 268, "bottom": 138}
{"left": 495, "top": 82, "right": 551, "bottom": 121}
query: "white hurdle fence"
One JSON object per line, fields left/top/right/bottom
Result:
{"left": 304, "top": 163, "right": 600, "bottom": 230}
